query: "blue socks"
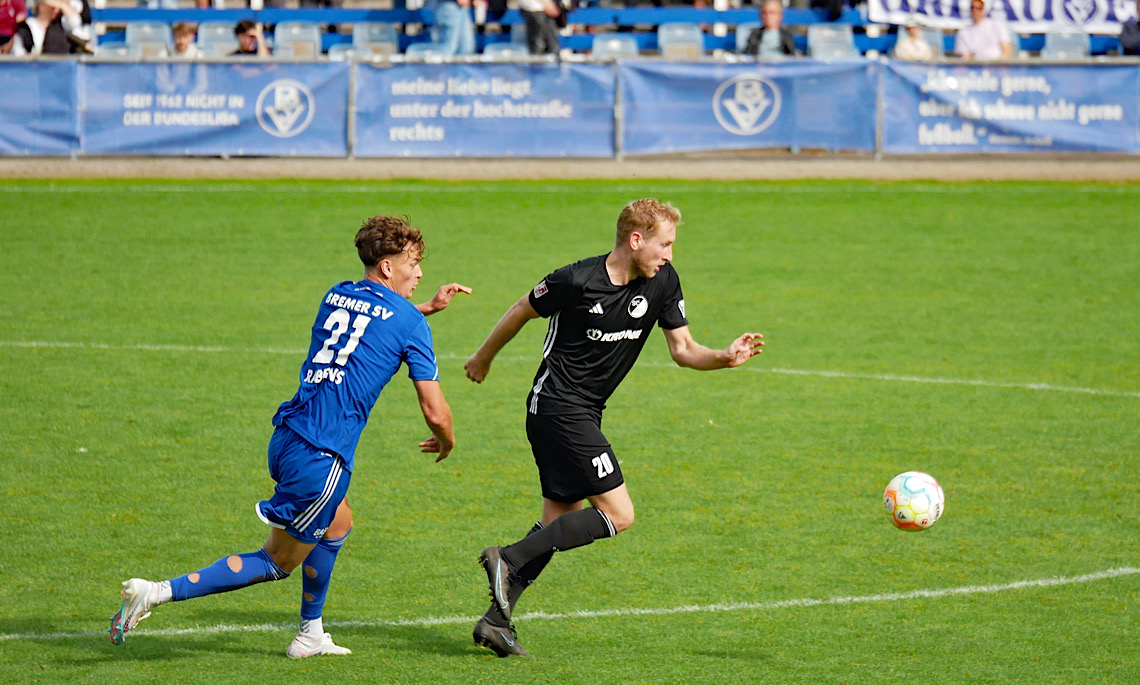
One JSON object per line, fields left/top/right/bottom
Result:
{"left": 169, "top": 549, "right": 289, "bottom": 602}
{"left": 300, "top": 531, "right": 350, "bottom": 622}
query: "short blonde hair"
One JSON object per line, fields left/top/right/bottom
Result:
{"left": 616, "top": 198, "right": 681, "bottom": 244}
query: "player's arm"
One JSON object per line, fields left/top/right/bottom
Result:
{"left": 414, "top": 380, "right": 455, "bottom": 462}
{"left": 417, "top": 283, "right": 473, "bottom": 316}
{"left": 663, "top": 326, "right": 764, "bottom": 370}
{"left": 464, "top": 295, "right": 541, "bottom": 383}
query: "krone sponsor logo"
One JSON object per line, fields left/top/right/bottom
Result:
{"left": 589, "top": 328, "right": 644, "bottom": 343}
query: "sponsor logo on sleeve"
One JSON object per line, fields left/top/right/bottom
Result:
{"left": 533, "top": 280, "right": 549, "bottom": 298}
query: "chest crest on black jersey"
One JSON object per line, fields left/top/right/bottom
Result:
{"left": 628, "top": 295, "right": 649, "bottom": 318}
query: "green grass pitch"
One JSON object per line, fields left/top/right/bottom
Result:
{"left": 1, "top": 179, "right": 1137, "bottom": 684}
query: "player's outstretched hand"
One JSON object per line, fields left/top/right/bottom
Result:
{"left": 464, "top": 354, "right": 490, "bottom": 383}
{"left": 421, "top": 283, "right": 472, "bottom": 315}
{"left": 725, "top": 332, "right": 764, "bottom": 367}
{"left": 419, "top": 436, "right": 452, "bottom": 462}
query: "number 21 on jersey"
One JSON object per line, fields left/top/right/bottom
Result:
{"left": 313, "top": 308, "right": 371, "bottom": 366}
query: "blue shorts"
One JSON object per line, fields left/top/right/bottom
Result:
{"left": 256, "top": 424, "right": 351, "bottom": 544}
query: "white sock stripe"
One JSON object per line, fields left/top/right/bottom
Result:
{"left": 293, "top": 458, "right": 343, "bottom": 533}
{"left": 8, "top": 566, "right": 1135, "bottom": 642}
{"left": 596, "top": 509, "right": 616, "bottom": 538}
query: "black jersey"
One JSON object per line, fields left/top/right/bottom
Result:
{"left": 526, "top": 254, "right": 688, "bottom": 415}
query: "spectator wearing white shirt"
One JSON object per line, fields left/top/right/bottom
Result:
{"left": 894, "top": 16, "right": 936, "bottom": 60}
{"left": 954, "top": 0, "right": 1012, "bottom": 60}
{"left": 12, "top": 0, "right": 90, "bottom": 55}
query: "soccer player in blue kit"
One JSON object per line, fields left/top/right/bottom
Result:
{"left": 109, "top": 215, "right": 470, "bottom": 658}
{"left": 464, "top": 199, "right": 765, "bottom": 657}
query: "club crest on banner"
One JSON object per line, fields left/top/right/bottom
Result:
{"left": 713, "top": 75, "right": 781, "bottom": 136}
{"left": 256, "top": 80, "right": 315, "bottom": 138}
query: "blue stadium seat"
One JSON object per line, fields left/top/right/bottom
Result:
{"left": 327, "top": 43, "right": 357, "bottom": 61}
{"left": 404, "top": 41, "right": 445, "bottom": 61}
{"left": 591, "top": 33, "right": 639, "bottom": 59}
{"left": 198, "top": 21, "right": 237, "bottom": 56}
{"left": 353, "top": 22, "right": 399, "bottom": 56}
{"left": 807, "top": 24, "right": 860, "bottom": 59}
{"left": 1040, "top": 29, "right": 1090, "bottom": 59}
{"left": 125, "top": 21, "right": 173, "bottom": 58}
{"left": 275, "top": 21, "right": 322, "bottom": 59}
{"left": 482, "top": 42, "right": 529, "bottom": 60}
{"left": 657, "top": 22, "right": 703, "bottom": 59}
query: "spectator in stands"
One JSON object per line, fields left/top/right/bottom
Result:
{"left": 11, "top": 0, "right": 90, "bottom": 55}
{"left": 433, "top": 0, "right": 476, "bottom": 56}
{"left": 744, "top": 0, "right": 796, "bottom": 58}
{"left": 232, "top": 18, "right": 270, "bottom": 57}
{"left": 165, "top": 21, "right": 200, "bottom": 58}
{"left": 519, "top": 0, "right": 560, "bottom": 55}
{"left": 0, "top": 0, "right": 27, "bottom": 55}
{"left": 954, "top": 0, "right": 1011, "bottom": 60}
{"left": 1121, "top": 0, "right": 1140, "bottom": 55}
{"left": 893, "top": 15, "right": 936, "bottom": 60}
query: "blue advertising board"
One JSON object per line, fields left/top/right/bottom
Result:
{"left": 81, "top": 62, "right": 349, "bottom": 156}
{"left": 353, "top": 62, "right": 615, "bottom": 157}
{"left": 882, "top": 62, "right": 1140, "bottom": 154}
{"left": 0, "top": 62, "right": 80, "bottom": 156}
{"left": 619, "top": 60, "right": 878, "bottom": 156}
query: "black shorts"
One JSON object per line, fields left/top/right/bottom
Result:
{"left": 526, "top": 411, "right": 624, "bottom": 503}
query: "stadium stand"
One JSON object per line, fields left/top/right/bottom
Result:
{"left": 81, "top": 6, "right": 1124, "bottom": 59}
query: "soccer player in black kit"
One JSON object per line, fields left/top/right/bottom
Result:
{"left": 463, "top": 199, "right": 765, "bottom": 657}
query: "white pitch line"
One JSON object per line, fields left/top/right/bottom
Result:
{"left": 2, "top": 566, "right": 1136, "bottom": 643}
{"left": 1, "top": 183, "right": 1137, "bottom": 195}
{"left": 2, "top": 340, "right": 1137, "bottom": 399}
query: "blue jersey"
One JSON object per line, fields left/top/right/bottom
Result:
{"left": 272, "top": 280, "right": 439, "bottom": 472}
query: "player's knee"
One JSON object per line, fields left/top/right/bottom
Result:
{"left": 606, "top": 507, "right": 634, "bottom": 534}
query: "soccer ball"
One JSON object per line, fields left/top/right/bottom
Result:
{"left": 883, "top": 471, "right": 944, "bottom": 531}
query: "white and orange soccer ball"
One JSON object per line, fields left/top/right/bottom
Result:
{"left": 883, "top": 471, "right": 945, "bottom": 531}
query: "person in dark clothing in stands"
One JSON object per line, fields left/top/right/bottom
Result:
{"left": 744, "top": 0, "right": 796, "bottom": 57}
{"left": 232, "top": 19, "right": 271, "bottom": 57}
{"left": 1120, "top": 0, "right": 1140, "bottom": 55}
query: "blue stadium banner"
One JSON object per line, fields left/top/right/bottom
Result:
{"left": 0, "top": 62, "right": 80, "bottom": 156}
{"left": 81, "top": 62, "right": 349, "bottom": 156}
{"left": 619, "top": 60, "right": 877, "bottom": 156}
{"left": 353, "top": 62, "right": 615, "bottom": 158}
{"left": 882, "top": 62, "right": 1140, "bottom": 154}
{"left": 868, "top": 0, "right": 1133, "bottom": 33}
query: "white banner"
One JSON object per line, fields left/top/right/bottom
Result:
{"left": 868, "top": 0, "right": 1136, "bottom": 34}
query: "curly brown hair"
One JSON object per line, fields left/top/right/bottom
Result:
{"left": 355, "top": 215, "right": 425, "bottom": 269}
{"left": 615, "top": 199, "right": 681, "bottom": 244}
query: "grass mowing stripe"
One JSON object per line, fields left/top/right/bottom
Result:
{"left": 2, "top": 340, "right": 1136, "bottom": 399}
{"left": 5, "top": 566, "right": 1136, "bottom": 643}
